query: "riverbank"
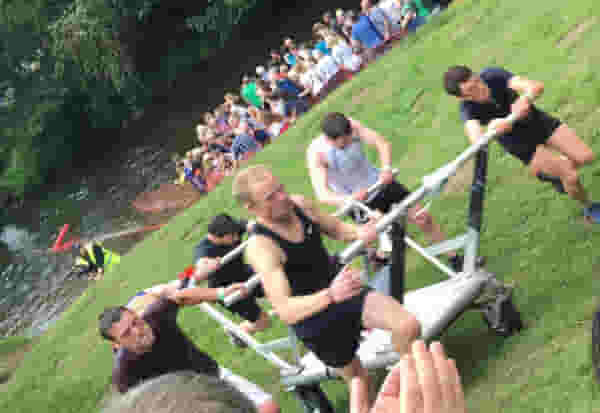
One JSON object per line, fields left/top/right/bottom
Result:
{"left": 0, "top": 0, "right": 353, "bottom": 338}
{"left": 3, "top": 0, "right": 600, "bottom": 412}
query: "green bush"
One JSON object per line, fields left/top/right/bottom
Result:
{"left": 0, "top": 0, "right": 260, "bottom": 198}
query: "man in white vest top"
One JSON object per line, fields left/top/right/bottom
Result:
{"left": 307, "top": 112, "right": 463, "bottom": 271}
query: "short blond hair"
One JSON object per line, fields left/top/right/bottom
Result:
{"left": 232, "top": 165, "right": 273, "bottom": 206}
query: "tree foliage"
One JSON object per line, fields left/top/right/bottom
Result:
{"left": 0, "top": 0, "right": 260, "bottom": 197}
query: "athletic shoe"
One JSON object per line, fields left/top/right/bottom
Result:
{"left": 224, "top": 327, "right": 248, "bottom": 349}
{"left": 536, "top": 173, "right": 566, "bottom": 194}
{"left": 584, "top": 202, "right": 600, "bottom": 223}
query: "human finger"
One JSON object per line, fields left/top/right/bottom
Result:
{"left": 400, "top": 355, "right": 422, "bottom": 413}
{"left": 379, "top": 363, "right": 401, "bottom": 398}
{"left": 429, "top": 341, "right": 455, "bottom": 408}
{"left": 448, "top": 358, "right": 467, "bottom": 412}
{"left": 412, "top": 340, "right": 442, "bottom": 412}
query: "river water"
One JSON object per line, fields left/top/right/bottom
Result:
{"left": 0, "top": 0, "right": 352, "bottom": 337}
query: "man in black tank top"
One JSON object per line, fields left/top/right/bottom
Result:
{"left": 233, "top": 165, "right": 421, "bottom": 413}
{"left": 443, "top": 65, "right": 600, "bottom": 223}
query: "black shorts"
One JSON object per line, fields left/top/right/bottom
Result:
{"left": 293, "top": 289, "right": 371, "bottom": 368}
{"left": 499, "top": 111, "right": 562, "bottom": 165}
{"left": 366, "top": 180, "right": 411, "bottom": 214}
{"left": 222, "top": 296, "right": 262, "bottom": 323}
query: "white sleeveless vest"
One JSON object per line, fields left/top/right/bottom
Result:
{"left": 310, "top": 135, "right": 380, "bottom": 197}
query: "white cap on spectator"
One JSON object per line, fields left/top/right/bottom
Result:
{"left": 256, "top": 66, "right": 265, "bottom": 76}
{"left": 336, "top": 9, "right": 344, "bottom": 17}
{"left": 312, "top": 50, "right": 323, "bottom": 60}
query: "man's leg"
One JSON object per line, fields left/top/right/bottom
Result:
{"left": 369, "top": 182, "right": 459, "bottom": 265}
{"left": 361, "top": 290, "right": 421, "bottom": 356}
{"left": 226, "top": 299, "right": 270, "bottom": 347}
{"left": 240, "top": 310, "right": 271, "bottom": 334}
{"left": 407, "top": 203, "right": 459, "bottom": 260}
{"left": 545, "top": 124, "right": 595, "bottom": 168}
{"left": 529, "top": 145, "right": 590, "bottom": 205}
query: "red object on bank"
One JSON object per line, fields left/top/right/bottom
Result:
{"left": 178, "top": 265, "right": 196, "bottom": 280}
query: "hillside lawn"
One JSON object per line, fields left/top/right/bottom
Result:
{"left": 2, "top": 0, "right": 600, "bottom": 411}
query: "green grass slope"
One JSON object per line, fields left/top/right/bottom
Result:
{"left": 2, "top": 0, "right": 600, "bottom": 411}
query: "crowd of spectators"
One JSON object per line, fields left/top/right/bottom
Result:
{"left": 174, "top": 0, "right": 451, "bottom": 195}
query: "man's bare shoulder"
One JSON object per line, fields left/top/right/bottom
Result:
{"left": 290, "top": 195, "right": 323, "bottom": 222}
{"left": 246, "top": 231, "right": 285, "bottom": 263}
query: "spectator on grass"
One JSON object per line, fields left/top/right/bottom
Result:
{"left": 322, "top": 11, "right": 336, "bottom": 32}
{"left": 275, "top": 66, "right": 303, "bottom": 96}
{"left": 241, "top": 76, "right": 264, "bottom": 109}
{"left": 206, "top": 130, "right": 232, "bottom": 155}
{"left": 182, "top": 150, "right": 207, "bottom": 193}
{"left": 401, "top": 0, "right": 430, "bottom": 33}
{"left": 202, "top": 153, "right": 226, "bottom": 191}
{"left": 312, "top": 24, "right": 333, "bottom": 56}
{"left": 343, "top": 10, "right": 357, "bottom": 43}
{"left": 262, "top": 110, "right": 292, "bottom": 138}
{"left": 334, "top": 9, "right": 352, "bottom": 43}
{"left": 326, "top": 34, "right": 363, "bottom": 72}
{"left": 351, "top": 12, "right": 384, "bottom": 62}
{"left": 313, "top": 49, "right": 340, "bottom": 85}
{"left": 262, "top": 89, "right": 287, "bottom": 118}
{"left": 361, "top": 0, "right": 393, "bottom": 43}
{"left": 283, "top": 38, "right": 299, "bottom": 67}
{"left": 298, "top": 57, "right": 324, "bottom": 98}
{"left": 378, "top": 0, "right": 407, "bottom": 38}
{"left": 196, "top": 124, "right": 209, "bottom": 144}
{"left": 214, "top": 105, "right": 233, "bottom": 137}
{"left": 230, "top": 114, "right": 263, "bottom": 162}
{"left": 266, "top": 66, "right": 281, "bottom": 85}
{"left": 245, "top": 107, "right": 272, "bottom": 147}
{"left": 225, "top": 93, "right": 251, "bottom": 120}
{"left": 203, "top": 112, "right": 220, "bottom": 134}
{"left": 269, "top": 50, "right": 284, "bottom": 68}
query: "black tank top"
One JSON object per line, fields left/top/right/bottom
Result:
{"left": 252, "top": 206, "right": 335, "bottom": 296}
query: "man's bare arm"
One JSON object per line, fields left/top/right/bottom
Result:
{"left": 245, "top": 235, "right": 332, "bottom": 325}
{"left": 168, "top": 286, "right": 220, "bottom": 306}
{"left": 508, "top": 75, "right": 544, "bottom": 99}
{"left": 464, "top": 119, "right": 485, "bottom": 145}
{"left": 307, "top": 145, "right": 350, "bottom": 207}
{"left": 349, "top": 117, "right": 392, "bottom": 169}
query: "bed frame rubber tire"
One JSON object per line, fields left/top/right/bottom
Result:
{"left": 482, "top": 295, "right": 524, "bottom": 337}
{"left": 293, "top": 384, "right": 335, "bottom": 413}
